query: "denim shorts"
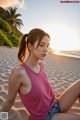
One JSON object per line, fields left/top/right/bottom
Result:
{"left": 44, "top": 100, "right": 60, "bottom": 120}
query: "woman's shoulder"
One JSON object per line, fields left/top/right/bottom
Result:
{"left": 8, "top": 63, "right": 31, "bottom": 92}
{"left": 10, "top": 64, "right": 26, "bottom": 81}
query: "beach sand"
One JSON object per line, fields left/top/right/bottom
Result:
{"left": 0, "top": 46, "right": 80, "bottom": 120}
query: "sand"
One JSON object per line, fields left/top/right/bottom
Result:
{"left": 0, "top": 46, "right": 80, "bottom": 120}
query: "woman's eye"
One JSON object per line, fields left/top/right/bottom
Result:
{"left": 47, "top": 44, "right": 49, "bottom": 48}
{"left": 39, "top": 44, "right": 44, "bottom": 47}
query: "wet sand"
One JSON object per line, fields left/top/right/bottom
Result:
{"left": 0, "top": 47, "right": 80, "bottom": 120}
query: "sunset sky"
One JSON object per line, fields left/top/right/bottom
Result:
{"left": 0, "top": 0, "right": 80, "bottom": 51}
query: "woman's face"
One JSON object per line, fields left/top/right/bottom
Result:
{"left": 31, "top": 35, "right": 50, "bottom": 60}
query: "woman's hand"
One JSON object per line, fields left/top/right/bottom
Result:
{"left": 0, "top": 68, "right": 22, "bottom": 112}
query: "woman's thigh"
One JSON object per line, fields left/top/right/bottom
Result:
{"left": 57, "top": 80, "right": 80, "bottom": 112}
{"left": 52, "top": 113, "right": 80, "bottom": 120}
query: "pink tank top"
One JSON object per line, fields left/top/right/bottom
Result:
{"left": 18, "top": 63, "right": 55, "bottom": 120}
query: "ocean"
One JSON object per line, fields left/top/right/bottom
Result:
{"left": 51, "top": 50, "right": 80, "bottom": 59}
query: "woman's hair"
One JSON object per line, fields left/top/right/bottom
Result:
{"left": 18, "top": 28, "right": 50, "bottom": 63}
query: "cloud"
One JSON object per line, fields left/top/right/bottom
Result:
{"left": 0, "top": 0, "right": 25, "bottom": 8}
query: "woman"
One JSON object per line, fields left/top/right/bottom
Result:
{"left": 0, "top": 28, "right": 80, "bottom": 120}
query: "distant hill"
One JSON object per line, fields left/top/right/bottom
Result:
{"left": 0, "top": 7, "right": 23, "bottom": 47}
{"left": 0, "top": 7, "right": 23, "bottom": 38}
{"left": 12, "top": 26, "right": 23, "bottom": 38}
{"left": 0, "top": 7, "right": 6, "bottom": 19}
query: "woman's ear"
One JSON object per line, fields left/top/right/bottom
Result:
{"left": 28, "top": 43, "right": 33, "bottom": 51}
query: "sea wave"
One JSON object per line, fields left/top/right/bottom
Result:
{"left": 51, "top": 50, "right": 80, "bottom": 58}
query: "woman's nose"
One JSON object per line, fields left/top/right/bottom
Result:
{"left": 43, "top": 46, "right": 48, "bottom": 52}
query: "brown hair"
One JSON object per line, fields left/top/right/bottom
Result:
{"left": 18, "top": 28, "right": 50, "bottom": 63}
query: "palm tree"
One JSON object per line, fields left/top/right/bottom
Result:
{"left": 5, "top": 7, "right": 23, "bottom": 30}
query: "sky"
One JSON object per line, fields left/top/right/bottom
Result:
{"left": 0, "top": 0, "right": 80, "bottom": 51}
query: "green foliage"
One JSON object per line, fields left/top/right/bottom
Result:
{"left": 0, "top": 39, "right": 4, "bottom": 46}
{"left": 12, "top": 26, "right": 23, "bottom": 38}
{"left": 0, "top": 30, "right": 12, "bottom": 47}
{"left": 0, "top": 18, "right": 12, "bottom": 33}
{"left": 7, "top": 34, "right": 19, "bottom": 46}
{"left": 5, "top": 7, "right": 23, "bottom": 29}
{"left": 0, "top": 7, "right": 23, "bottom": 47}
{"left": 0, "top": 7, "right": 7, "bottom": 19}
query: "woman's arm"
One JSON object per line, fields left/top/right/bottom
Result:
{"left": 0, "top": 69, "right": 22, "bottom": 112}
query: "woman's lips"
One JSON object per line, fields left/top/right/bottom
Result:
{"left": 42, "top": 54, "right": 47, "bottom": 57}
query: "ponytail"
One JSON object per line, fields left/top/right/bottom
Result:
{"left": 18, "top": 34, "right": 28, "bottom": 63}
{"left": 18, "top": 28, "right": 50, "bottom": 63}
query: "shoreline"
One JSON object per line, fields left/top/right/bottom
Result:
{"left": 48, "top": 50, "right": 80, "bottom": 60}
{"left": 1, "top": 46, "right": 80, "bottom": 60}
{"left": 0, "top": 46, "right": 80, "bottom": 119}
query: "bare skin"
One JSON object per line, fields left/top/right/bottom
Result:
{"left": 53, "top": 80, "right": 80, "bottom": 120}
{"left": 0, "top": 36, "right": 49, "bottom": 112}
{"left": 0, "top": 36, "right": 80, "bottom": 120}
{"left": 52, "top": 113, "right": 80, "bottom": 120}
{"left": 0, "top": 66, "right": 33, "bottom": 112}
